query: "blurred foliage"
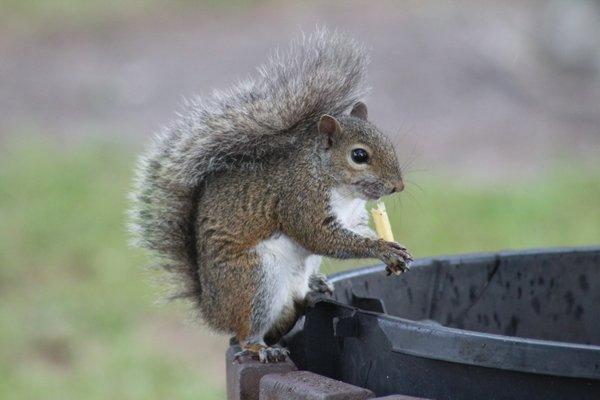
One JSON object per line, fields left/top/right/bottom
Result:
{"left": 0, "top": 136, "right": 223, "bottom": 400}
{"left": 0, "top": 135, "right": 599, "bottom": 398}
{"left": 388, "top": 169, "right": 600, "bottom": 257}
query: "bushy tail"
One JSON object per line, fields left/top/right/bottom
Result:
{"left": 128, "top": 29, "right": 369, "bottom": 302}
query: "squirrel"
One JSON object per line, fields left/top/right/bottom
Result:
{"left": 129, "top": 29, "right": 412, "bottom": 363}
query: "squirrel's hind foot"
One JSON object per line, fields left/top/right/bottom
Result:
{"left": 258, "top": 346, "right": 289, "bottom": 363}
{"left": 234, "top": 343, "right": 289, "bottom": 363}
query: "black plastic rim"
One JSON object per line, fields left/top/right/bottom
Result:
{"left": 326, "top": 246, "right": 600, "bottom": 379}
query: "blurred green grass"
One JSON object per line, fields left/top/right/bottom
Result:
{"left": 0, "top": 137, "right": 224, "bottom": 400}
{"left": 1, "top": 135, "right": 599, "bottom": 399}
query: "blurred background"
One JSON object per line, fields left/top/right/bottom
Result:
{"left": 1, "top": 1, "right": 599, "bottom": 399}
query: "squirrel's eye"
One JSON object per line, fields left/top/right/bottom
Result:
{"left": 351, "top": 148, "right": 369, "bottom": 164}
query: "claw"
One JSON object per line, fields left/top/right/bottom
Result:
{"left": 380, "top": 240, "right": 412, "bottom": 277}
{"left": 385, "top": 259, "right": 411, "bottom": 276}
{"left": 236, "top": 345, "right": 289, "bottom": 363}
{"left": 258, "top": 347, "right": 289, "bottom": 363}
{"left": 389, "top": 242, "right": 407, "bottom": 251}
{"left": 233, "top": 348, "right": 255, "bottom": 363}
{"left": 309, "top": 273, "right": 334, "bottom": 295}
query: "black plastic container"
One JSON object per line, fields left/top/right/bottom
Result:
{"left": 284, "top": 247, "right": 600, "bottom": 400}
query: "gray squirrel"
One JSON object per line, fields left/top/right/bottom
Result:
{"left": 129, "top": 29, "right": 412, "bottom": 363}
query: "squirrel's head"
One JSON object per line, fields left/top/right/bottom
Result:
{"left": 318, "top": 102, "right": 404, "bottom": 200}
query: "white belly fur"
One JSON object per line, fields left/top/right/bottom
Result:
{"left": 329, "top": 187, "right": 376, "bottom": 238}
{"left": 253, "top": 187, "right": 373, "bottom": 339}
{"left": 254, "top": 233, "right": 321, "bottom": 337}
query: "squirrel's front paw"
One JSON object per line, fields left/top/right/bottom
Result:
{"left": 377, "top": 240, "right": 413, "bottom": 276}
{"left": 309, "top": 273, "right": 334, "bottom": 295}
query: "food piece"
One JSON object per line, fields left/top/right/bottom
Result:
{"left": 371, "top": 201, "right": 394, "bottom": 242}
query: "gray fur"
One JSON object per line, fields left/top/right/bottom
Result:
{"left": 128, "top": 29, "right": 369, "bottom": 302}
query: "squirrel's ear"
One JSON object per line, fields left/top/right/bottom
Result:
{"left": 318, "top": 114, "right": 341, "bottom": 150}
{"left": 350, "top": 102, "right": 368, "bottom": 121}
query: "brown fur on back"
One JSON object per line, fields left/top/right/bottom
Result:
{"left": 128, "top": 29, "right": 368, "bottom": 308}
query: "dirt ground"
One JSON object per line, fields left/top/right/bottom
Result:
{"left": 2, "top": 1, "right": 599, "bottom": 180}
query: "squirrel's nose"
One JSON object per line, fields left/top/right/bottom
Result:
{"left": 390, "top": 180, "right": 405, "bottom": 193}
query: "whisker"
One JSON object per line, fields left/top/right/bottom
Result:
{"left": 404, "top": 179, "right": 425, "bottom": 194}
{"left": 403, "top": 167, "right": 431, "bottom": 175}
{"left": 387, "top": 195, "right": 401, "bottom": 216}
{"left": 403, "top": 187, "right": 425, "bottom": 215}
{"left": 399, "top": 136, "right": 423, "bottom": 172}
